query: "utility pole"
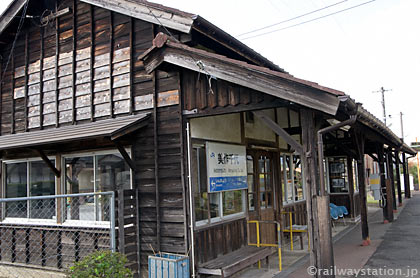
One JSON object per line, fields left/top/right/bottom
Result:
{"left": 400, "top": 112, "right": 404, "bottom": 140}
{"left": 373, "top": 87, "right": 392, "bottom": 126}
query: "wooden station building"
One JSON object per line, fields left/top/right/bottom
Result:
{"left": 0, "top": 0, "right": 416, "bottom": 277}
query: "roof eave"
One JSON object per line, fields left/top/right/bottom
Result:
{"left": 0, "top": 0, "right": 26, "bottom": 35}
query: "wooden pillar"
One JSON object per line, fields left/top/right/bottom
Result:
{"left": 354, "top": 131, "right": 369, "bottom": 245}
{"left": 387, "top": 151, "right": 397, "bottom": 212}
{"left": 301, "top": 109, "right": 334, "bottom": 278}
{"left": 402, "top": 152, "right": 410, "bottom": 198}
{"left": 347, "top": 156, "right": 355, "bottom": 219}
{"left": 395, "top": 151, "right": 403, "bottom": 206}
{"left": 378, "top": 146, "right": 392, "bottom": 222}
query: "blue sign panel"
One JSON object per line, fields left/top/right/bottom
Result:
{"left": 206, "top": 142, "right": 247, "bottom": 192}
{"left": 209, "top": 176, "right": 248, "bottom": 192}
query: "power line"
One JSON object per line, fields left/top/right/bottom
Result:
{"left": 240, "top": 0, "right": 376, "bottom": 41}
{"left": 238, "top": 0, "right": 348, "bottom": 37}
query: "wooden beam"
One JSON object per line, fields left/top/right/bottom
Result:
{"left": 377, "top": 146, "right": 392, "bottom": 222}
{"left": 89, "top": 4, "right": 94, "bottom": 122}
{"left": 80, "top": 0, "right": 194, "bottom": 33}
{"left": 24, "top": 32, "right": 29, "bottom": 131}
{"left": 35, "top": 149, "right": 61, "bottom": 178}
{"left": 55, "top": 7, "right": 59, "bottom": 128}
{"left": 113, "top": 141, "right": 136, "bottom": 171}
{"left": 252, "top": 110, "right": 303, "bottom": 154}
{"left": 301, "top": 109, "right": 334, "bottom": 276}
{"left": 354, "top": 130, "right": 369, "bottom": 244}
{"left": 109, "top": 11, "right": 114, "bottom": 118}
{"left": 39, "top": 28, "right": 44, "bottom": 129}
{"left": 71, "top": 0, "right": 77, "bottom": 124}
{"left": 153, "top": 70, "right": 161, "bottom": 252}
{"left": 143, "top": 46, "right": 341, "bottom": 115}
{"left": 387, "top": 151, "right": 397, "bottom": 211}
{"left": 395, "top": 151, "right": 402, "bottom": 206}
{"left": 402, "top": 152, "right": 410, "bottom": 198}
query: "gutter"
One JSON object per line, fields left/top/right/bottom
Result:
{"left": 317, "top": 114, "right": 358, "bottom": 196}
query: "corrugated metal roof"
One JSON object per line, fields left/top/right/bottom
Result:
{"left": 0, "top": 113, "right": 150, "bottom": 151}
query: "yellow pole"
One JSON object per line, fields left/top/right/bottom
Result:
{"left": 256, "top": 221, "right": 261, "bottom": 269}
{"left": 289, "top": 212, "right": 293, "bottom": 251}
{"left": 278, "top": 224, "right": 282, "bottom": 272}
{"left": 416, "top": 138, "right": 420, "bottom": 190}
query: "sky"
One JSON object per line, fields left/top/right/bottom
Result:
{"left": 0, "top": 0, "right": 419, "bottom": 145}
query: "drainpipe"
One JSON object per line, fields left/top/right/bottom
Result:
{"left": 186, "top": 122, "right": 196, "bottom": 278}
{"left": 317, "top": 115, "right": 358, "bottom": 196}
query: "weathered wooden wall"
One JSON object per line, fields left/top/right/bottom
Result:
{"left": 0, "top": 1, "right": 186, "bottom": 277}
{"left": 194, "top": 218, "right": 247, "bottom": 264}
{"left": 181, "top": 69, "right": 287, "bottom": 117}
{"left": 0, "top": 0, "right": 179, "bottom": 134}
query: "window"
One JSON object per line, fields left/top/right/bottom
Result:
{"left": 258, "top": 156, "right": 273, "bottom": 209}
{"left": 192, "top": 145, "right": 246, "bottom": 226}
{"left": 64, "top": 151, "right": 131, "bottom": 222}
{"left": 281, "top": 154, "right": 305, "bottom": 204}
{"left": 327, "top": 157, "right": 349, "bottom": 194}
{"left": 352, "top": 159, "right": 359, "bottom": 192}
{"left": 4, "top": 159, "right": 56, "bottom": 220}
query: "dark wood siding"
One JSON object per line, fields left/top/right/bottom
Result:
{"left": 194, "top": 218, "right": 247, "bottom": 264}
{"left": 181, "top": 69, "right": 287, "bottom": 117}
{"left": 0, "top": 1, "right": 186, "bottom": 277}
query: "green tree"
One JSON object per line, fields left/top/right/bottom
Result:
{"left": 67, "top": 251, "right": 132, "bottom": 278}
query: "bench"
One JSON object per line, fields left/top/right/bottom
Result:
{"left": 283, "top": 224, "right": 308, "bottom": 250}
{"left": 197, "top": 245, "right": 274, "bottom": 277}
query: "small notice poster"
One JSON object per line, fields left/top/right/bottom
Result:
{"left": 206, "top": 142, "right": 247, "bottom": 192}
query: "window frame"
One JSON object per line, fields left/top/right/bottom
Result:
{"left": 281, "top": 153, "right": 306, "bottom": 205}
{"left": 1, "top": 148, "right": 132, "bottom": 226}
{"left": 192, "top": 143, "right": 247, "bottom": 228}
{"left": 326, "top": 156, "right": 350, "bottom": 194}
{"left": 2, "top": 156, "right": 57, "bottom": 224}
{"left": 62, "top": 148, "right": 133, "bottom": 225}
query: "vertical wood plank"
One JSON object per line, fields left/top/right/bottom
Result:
{"left": 0, "top": 58, "right": 2, "bottom": 136}
{"left": 24, "top": 32, "right": 29, "bottom": 131}
{"left": 129, "top": 17, "right": 134, "bottom": 115}
{"left": 395, "top": 151, "right": 402, "bottom": 206}
{"left": 39, "top": 28, "right": 44, "bottom": 129}
{"left": 55, "top": 4, "right": 59, "bottom": 127}
{"left": 25, "top": 228, "right": 30, "bottom": 263}
{"left": 153, "top": 71, "right": 160, "bottom": 251}
{"left": 109, "top": 11, "right": 114, "bottom": 118}
{"left": 41, "top": 230, "right": 46, "bottom": 266}
{"left": 89, "top": 4, "right": 94, "bottom": 122}
{"left": 71, "top": 0, "right": 77, "bottom": 124}
{"left": 11, "top": 51, "right": 15, "bottom": 134}
{"left": 57, "top": 230, "right": 62, "bottom": 269}
{"left": 387, "top": 151, "right": 396, "bottom": 211}
{"left": 118, "top": 189, "right": 125, "bottom": 253}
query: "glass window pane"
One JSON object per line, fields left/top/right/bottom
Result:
{"left": 65, "top": 156, "right": 94, "bottom": 221}
{"left": 96, "top": 153, "right": 130, "bottom": 191}
{"left": 247, "top": 175, "right": 254, "bottom": 192}
{"left": 258, "top": 158, "right": 265, "bottom": 173}
{"left": 209, "top": 193, "right": 220, "bottom": 219}
{"left": 193, "top": 148, "right": 208, "bottom": 223}
{"left": 247, "top": 155, "right": 254, "bottom": 174}
{"left": 248, "top": 193, "right": 255, "bottom": 211}
{"left": 223, "top": 190, "right": 243, "bottom": 216}
{"left": 260, "top": 192, "right": 266, "bottom": 208}
{"left": 267, "top": 192, "right": 272, "bottom": 208}
{"left": 30, "top": 160, "right": 56, "bottom": 219}
{"left": 328, "top": 157, "right": 349, "bottom": 194}
{"left": 265, "top": 158, "right": 270, "bottom": 173}
{"left": 294, "top": 156, "right": 304, "bottom": 201}
{"left": 5, "top": 162, "right": 27, "bottom": 218}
